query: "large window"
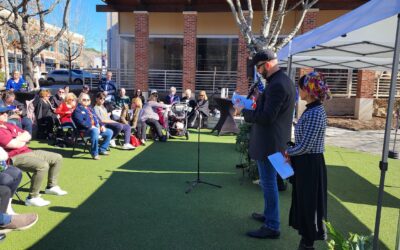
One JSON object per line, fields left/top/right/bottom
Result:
{"left": 149, "top": 38, "right": 183, "bottom": 70}
{"left": 120, "top": 36, "right": 134, "bottom": 70}
{"left": 197, "top": 37, "right": 238, "bottom": 71}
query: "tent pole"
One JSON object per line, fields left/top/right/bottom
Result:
{"left": 287, "top": 55, "right": 293, "bottom": 77}
{"left": 373, "top": 13, "right": 400, "bottom": 250}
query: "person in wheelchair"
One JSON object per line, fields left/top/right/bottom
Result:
{"left": 94, "top": 92, "right": 135, "bottom": 150}
{"left": 188, "top": 90, "right": 209, "bottom": 128}
{"left": 137, "top": 94, "right": 168, "bottom": 143}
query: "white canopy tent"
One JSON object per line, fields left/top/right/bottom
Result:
{"left": 277, "top": 1, "right": 400, "bottom": 249}
{"left": 279, "top": 16, "right": 398, "bottom": 70}
{"left": 278, "top": 0, "right": 400, "bottom": 71}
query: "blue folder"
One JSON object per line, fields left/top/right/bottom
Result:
{"left": 267, "top": 152, "right": 294, "bottom": 179}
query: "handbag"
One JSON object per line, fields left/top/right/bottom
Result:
{"left": 130, "top": 135, "right": 141, "bottom": 147}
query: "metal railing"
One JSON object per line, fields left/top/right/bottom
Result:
{"left": 375, "top": 72, "right": 400, "bottom": 98}
{"left": 311, "top": 69, "right": 357, "bottom": 98}
{"left": 148, "top": 69, "right": 182, "bottom": 92}
{"left": 195, "top": 70, "right": 237, "bottom": 94}
{"left": 80, "top": 67, "right": 375, "bottom": 99}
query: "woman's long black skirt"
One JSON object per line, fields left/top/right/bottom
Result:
{"left": 289, "top": 153, "right": 327, "bottom": 241}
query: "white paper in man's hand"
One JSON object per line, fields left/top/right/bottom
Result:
{"left": 267, "top": 152, "right": 294, "bottom": 179}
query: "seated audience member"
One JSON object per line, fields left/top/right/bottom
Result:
{"left": 55, "top": 93, "right": 77, "bottom": 125}
{"left": 50, "top": 88, "right": 65, "bottom": 108}
{"left": 137, "top": 94, "right": 167, "bottom": 143}
{"left": 0, "top": 184, "right": 38, "bottom": 241}
{"left": 115, "top": 88, "right": 131, "bottom": 124}
{"left": 131, "top": 91, "right": 143, "bottom": 129}
{"left": 6, "top": 71, "right": 27, "bottom": 92}
{"left": 99, "top": 71, "right": 117, "bottom": 103}
{"left": 115, "top": 88, "right": 130, "bottom": 109}
{"left": 34, "top": 89, "right": 58, "bottom": 139}
{"left": 133, "top": 89, "right": 145, "bottom": 104}
{"left": 0, "top": 146, "right": 21, "bottom": 215}
{"left": 164, "top": 86, "right": 180, "bottom": 105}
{"left": 2, "top": 91, "right": 33, "bottom": 134}
{"left": 81, "top": 84, "right": 90, "bottom": 95}
{"left": 94, "top": 92, "right": 135, "bottom": 150}
{"left": 64, "top": 85, "right": 70, "bottom": 94}
{"left": 188, "top": 90, "right": 210, "bottom": 128}
{"left": 181, "top": 88, "right": 196, "bottom": 108}
{"left": 0, "top": 105, "right": 67, "bottom": 206}
{"left": 72, "top": 93, "right": 113, "bottom": 160}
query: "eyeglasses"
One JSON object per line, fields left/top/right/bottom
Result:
{"left": 82, "top": 99, "right": 90, "bottom": 101}
{"left": 58, "top": 91, "right": 65, "bottom": 93}
{"left": 256, "top": 61, "right": 267, "bottom": 69}
{"left": 98, "top": 98, "right": 105, "bottom": 100}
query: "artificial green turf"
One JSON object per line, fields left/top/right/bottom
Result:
{"left": 1, "top": 129, "right": 399, "bottom": 250}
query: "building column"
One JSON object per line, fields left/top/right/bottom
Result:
{"left": 182, "top": 11, "right": 197, "bottom": 92}
{"left": 236, "top": 28, "right": 250, "bottom": 95}
{"left": 300, "top": 9, "right": 319, "bottom": 34}
{"left": 134, "top": 11, "right": 149, "bottom": 91}
{"left": 355, "top": 70, "right": 375, "bottom": 121}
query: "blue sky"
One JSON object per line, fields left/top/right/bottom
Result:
{"left": 47, "top": 0, "right": 107, "bottom": 52}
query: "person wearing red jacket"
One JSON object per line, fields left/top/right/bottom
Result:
{"left": 55, "top": 93, "right": 77, "bottom": 125}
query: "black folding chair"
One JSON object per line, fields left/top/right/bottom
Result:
{"left": 15, "top": 172, "right": 32, "bottom": 202}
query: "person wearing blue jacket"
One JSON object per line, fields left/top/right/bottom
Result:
{"left": 99, "top": 71, "right": 117, "bottom": 103}
{"left": 6, "top": 71, "right": 27, "bottom": 92}
{"left": 72, "top": 93, "right": 113, "bottom": 160}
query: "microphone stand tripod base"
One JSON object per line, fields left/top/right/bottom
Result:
{"left": 185, "top": 179, "right": 222, "bottom": 194}
{"left": 185, "top": 113, "right": 222, "bottom": 194}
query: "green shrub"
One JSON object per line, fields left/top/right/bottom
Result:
{"left": 325, "top": 221, "right": 373, "bottom": 250}
{"left": 235, "top": 123, "right": 258, "bottom": 180}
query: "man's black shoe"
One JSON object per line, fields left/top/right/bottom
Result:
{"left": 246, "top": 226, "right": 280, "bottom": 239}
{"left": 251, "top": 212, "right": 265, "bottom": 223}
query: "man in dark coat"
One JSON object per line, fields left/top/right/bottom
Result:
{"left": 240, "top": 49, "right": 296, "bottom": 239}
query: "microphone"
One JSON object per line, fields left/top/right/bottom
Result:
{"left": 246, "top": 82, "right": 258, "bottom": 99}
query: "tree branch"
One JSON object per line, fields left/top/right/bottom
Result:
{"left": 32, "top": 0, "right": 70, "bottom": 57}
{"left": 26, "top": 0, "right": 62, "bottom": 18}
{"left": 35, "top": 0, "right": 45, "bottom": 32}
{"left": 275, "top": 8, "right": 308, "bottom": 51}
{"left": 263, "top": 0, "right": 276, "bottom": 39}
{"left": 260, "top": 0, "right": 269, "bottom": 38}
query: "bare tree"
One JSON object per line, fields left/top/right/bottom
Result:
{"left": 0, "top": 25, "right": 12, "bottom": 82}
{"left": 227, "top": 0, "right": 318, "bottom": 55}
{"left": 59, "top": 30, "right": 84, "bottom": 84}
{"left": 0, "top": 0, "right": 71, "bottom": 89}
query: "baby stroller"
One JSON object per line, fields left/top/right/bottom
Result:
{"left": 168, "top": 102, "right": 190, "bottom": 140}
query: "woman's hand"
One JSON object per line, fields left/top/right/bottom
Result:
{"left": 284, "top": 151, "right": 291, "bottom": 164}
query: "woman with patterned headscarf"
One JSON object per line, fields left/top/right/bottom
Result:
{"left": 285, "top": 72, "right": 332, "bottom": 250}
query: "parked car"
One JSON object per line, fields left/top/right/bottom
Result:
{"left": 46, "top": 69, "right": 97, "bottom": 85}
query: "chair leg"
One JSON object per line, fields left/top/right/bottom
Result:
{"left": 71, "top": 135, "right": 78, "bottom": 158}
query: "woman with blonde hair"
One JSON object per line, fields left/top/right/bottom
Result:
{"left": 188, "top": 90, "right": 209, "bottom": 128}
{"left": 55, "top": 93, "right": 77, "bottom": 125}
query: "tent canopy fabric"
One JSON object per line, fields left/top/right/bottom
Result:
{"left": 278, "top": 0, "right": 400, "bottom": 70}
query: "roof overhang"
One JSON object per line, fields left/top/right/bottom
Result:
{"left": 96, "top": 0, "right": 367, "bottom": 12}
